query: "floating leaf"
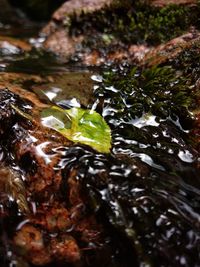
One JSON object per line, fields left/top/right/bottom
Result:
{"left": 41, "top": 106, "right": 111, "bottom": 153}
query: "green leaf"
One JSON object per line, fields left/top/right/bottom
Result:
{"left": 41, "top": 106, "right": 111, "bottom": 153}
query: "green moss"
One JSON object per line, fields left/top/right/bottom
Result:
{"left": 166, "top": 42, "right": 200, "bottom": 112}
{"left": 69, "top": 2, "right": 200, "bottom": 46}
{"left": 89, "top": 43, "right": 200, "bottom": 156}
{"left": 93, "top": 43, "right": 200, "bottom": 131}
{"left": 98, "top": 65, "right": 193, "bottom": 124}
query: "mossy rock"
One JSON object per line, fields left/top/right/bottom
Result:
{"left": 42, "top": 0, "right": 200, "bottom": 64}
{"left": 69, "top": 1, "right": 200, "bottom": 46}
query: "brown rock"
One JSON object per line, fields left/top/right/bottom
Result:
{"left": 52, "top": 0, "right": 114, "bottom": 22}
{"left": 0, "top": 82, "right": 48, "bottom": 109}
{"left": 143, "top": 29, "right": 200, "bottom": 67}
{"left": 0, "top": 87, "right": 108, "bottom": 266}
{"left": 149, "top": 0, "right": 197, "bottom": 7}
{"left": 50, "top": 234, "right": 81, "bottom": 263}
{"left": 78, "top": 45, "right": 151, "bottom": 66}
{"left": 42, "top": 0, "right": 119, "bottom": 36}
{"left": 42, "top": 0, "right": 105, "bottom": 61}
{"left": 0, "top": 70, "right": 95, "bottom": 108}
{"left": 43, "top": 28, "right": 83, "bottom": 58}
{"left": 0, "top": 36, "right": 32, "bottom": 53}
{"left": 14, "top": 224, "right": 52, "bottom": 266}
{"left": 0, "top": 165, "right": 29, "bottom": 213}
{"left": 31, "top": 203, "right": 72, "bottom": 232}
{"left": 42, "top": 0, "right": 133, "bottom": 65}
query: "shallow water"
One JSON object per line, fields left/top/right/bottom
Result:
{"left": 0, "top": 12, "right": 200, "bottom": 267}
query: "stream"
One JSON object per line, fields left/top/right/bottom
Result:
{"left": 0, "top": 5, "right": 200, "bottom": 267}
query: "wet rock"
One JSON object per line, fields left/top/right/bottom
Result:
{"left": 50, "top": 234, "right": 81, "bottom": 263}
{"left": 31, "top": 203, "right": 72, "bottom": 232}
{"left": 31, "top": 71, "right": 95, "bottom": 107}
{"left": 0, "top": 36, "right": 32, "bottom": 55}
{"left": 14, "top": 227, "right": 81, "bottom": 265}
{"left": 71, "top": 44, "right": 151, "bottom": 66}
{"left": 0, "top": 88, "right": 32, "bottom": 133}
{"left": 0, "top": 3, "right": 199, "bottom": 266}
{"left": 143, "top": 29, "right": 200, "bottom": 67}
{"left": 51, "top": 0, "right": 116, "bottom": 22}
{"left": 0, "top": 82, "right": 48, "bottom": 110}
{"left": 0, "top": 69, "right": 95, "bottom": 108}
{"left": 0, "top": 88, "right": 108, "bottom": 266}
{"left": 149, "top": 0, "right": 197, "bottom": 7}
{"left": 14, "top": 224, "right": 52, "bottom": 266}
{"left": 0, "top": 164, "right": 29, "bottom": 213}
{"left": 192, "top": 113, "right": 200, "bottom": 153}
{"left": 41, "top": 0, "right": 134, "bottom": 64}
{"left": 0, "top": 88, "right": 65, "bottom": 197}
{"left": 43, "top": 28, "right": 83, "bottom": 60}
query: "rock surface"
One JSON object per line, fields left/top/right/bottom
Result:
{"left": 143, "top": 29, "right": 200, "bottom": 66}
{"left": 0, "top": 88, "right": 105, "bottom": 266}
{"left": 52, "top": 0, "right": 115, "bottom": 21}
{"left": 149, "top": 0, "right": 197, "bottom": 7}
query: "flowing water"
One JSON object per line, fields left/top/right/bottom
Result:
{"left": 0, "top": 10, "right": 200, "bottom": 267}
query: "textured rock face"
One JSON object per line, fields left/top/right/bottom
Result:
{"left": 149, "top": 0, "right": 197, "bottom": 7}
{"left": 143, "top": 30, "right": 200, "bottom": 67}
{"left": 43, "top": 29, "right": 84, "bottom": 58}
{"left": 41, "top": 0, "right": 121, "bottom": 61}
{"left": 52, "top": 0, "right": 115, "bottom": 21}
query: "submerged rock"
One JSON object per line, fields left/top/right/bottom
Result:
{"left": 0, "top": 88, "right": 107, "bottom": 266}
